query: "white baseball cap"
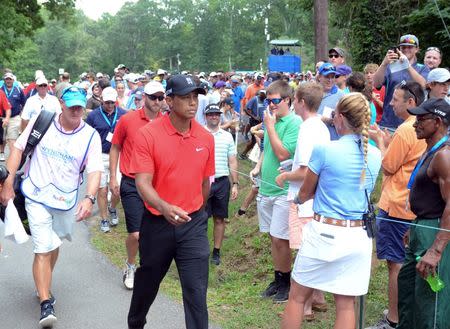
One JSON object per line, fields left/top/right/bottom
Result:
{"left": 102, "top": 87, "right": 118, "bottom": 102}
{"left": 144, "top": 81, "right": 165, "bottom": 95}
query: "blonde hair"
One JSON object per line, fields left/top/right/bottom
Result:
{"left": 336, "top": 92, "right": 371, "bottom": 184}
{"left": 363, "top": 63, "right": 379, "bottom": 73}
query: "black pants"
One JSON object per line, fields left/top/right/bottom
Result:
{"left": 128, "top": 208, "right": 210, "bottom": 329}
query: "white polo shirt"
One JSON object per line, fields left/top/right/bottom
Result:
{"left": 21, "top": 93, "right": 61, "bottom": 121}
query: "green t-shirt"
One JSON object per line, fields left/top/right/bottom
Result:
{"left": 260, "top": 112, "right": 301, "bottom": 196}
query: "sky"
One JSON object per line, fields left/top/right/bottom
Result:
{"left": 76, "top": 0, "right": 137, "bottom": 20}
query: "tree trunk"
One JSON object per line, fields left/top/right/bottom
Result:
{"left": 314, "top": 0, "right": 328, "bottom": 64}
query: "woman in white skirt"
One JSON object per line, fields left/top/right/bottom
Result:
{"left": 281, "top": 93, "right": 382, "bottom": 329}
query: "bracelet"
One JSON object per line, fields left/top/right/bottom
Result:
{"left": 293, "top": 195, "right": 302, "bottom": 205}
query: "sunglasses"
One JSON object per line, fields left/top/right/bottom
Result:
{"left": 399, "top": 81, "right": 418, "bottom": 104}
{"left": 415, "top": 114, "right": 437, "bottom": 124}
{"left": 38, "top": 84, "right": 48, "bottom": 87}
{"left": 266, "top": 98, "right": 284, "bottom": 105}
{"left": 426, "top": 47, "right": 441, "bottom": 54}
{"left": 147, "top": 94, "right": 165, "bottom": 101}
{"left": 104, "top": 101, "right": 115, "bottom": 105}
{"left": 329, "top": 54, "right": 340, "bottom": 58}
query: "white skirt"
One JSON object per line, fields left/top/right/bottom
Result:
{"left": 292, "top": 219, "right": 372, "bottom": 296}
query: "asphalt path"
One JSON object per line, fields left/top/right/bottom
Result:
{"left": 0, "top": 220, "right": 220, "bottom": 329}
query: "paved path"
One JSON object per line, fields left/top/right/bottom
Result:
{"left": 0, "top": 221, "right": 219, "bottom": 329}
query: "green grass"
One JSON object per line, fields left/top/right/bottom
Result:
{"left": 90, "top": 150, "right": 388, "bottom": 329}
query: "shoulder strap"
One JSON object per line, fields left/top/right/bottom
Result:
{"left": 19, "top": 110, "right": 56, "bottom": 169}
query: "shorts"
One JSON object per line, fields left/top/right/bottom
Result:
{"left": 292, "top": 219, "right": 373, "bottom": 296}
{"left": 26, "top": 198, "right": 77, "bottom": 253}
{"left": 5, "top": 115, "right": 21, "bottom": 140}
{"left": 376, "top": 209, "right": 410, "bottom": 263}
{"left": 256, "top": 194, "right": 290, "bottom": 240}
{"left": 288, "top": 202, "right": 313, "bottom": 249}
{"left": 100, "top": 153, "right": 121, "bottom": 188}
{"left": 206, "top": 176, "right": 230, "bottom": 219}
{"left": 120, "top": 175, "right": 145, "bottom": 233}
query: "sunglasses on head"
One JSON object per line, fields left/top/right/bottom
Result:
{"left": 426, "top": 47, "right": 441, "bottom": 54}
{"left": 266, "top": 98, "right": 284, "bottom": 105}
{"left": 399, "top": 81, "right": 418, "bottom": 104}
{"left": 329, "top": 54, "right": 340, "bottom": 59}
{"left": 147, "top": 94, "right": 165, "bottom": 101}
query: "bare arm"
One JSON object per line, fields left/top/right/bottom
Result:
{"left": 298, "top": 168, "right": 319, "bottom": 204}
{"left": 20, "top": 119, "right": 29, "bottom": 132}
{"left": 135, "top": 172, "right": 191, "bottom": 225}
{"left": 201, "top": 177, "right": 211, "bottom": 209}
{"left": 0, "top": 145, "right": 23, "bottom": 205}
{"left": 276, "top": 165, "right": 308, "bottom": 188}
{"left": 76, "top": 170, "right": 101, "bottom": 221}
{"left": 228, "top": 155, "right": 239, "bottom": 200}
{"left": 109, "top": 144, "right": 121, "bottom": 197}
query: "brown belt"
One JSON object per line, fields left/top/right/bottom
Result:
{"left": 313, "top": 213, "right": 364, "bottom": 228}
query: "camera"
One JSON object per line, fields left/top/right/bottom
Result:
{"left": 362, "top": 210, "right": 377, "bottom": 238}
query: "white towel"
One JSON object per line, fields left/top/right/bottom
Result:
{"left": 4, "top": 199, "right": 29, "bottom": 244}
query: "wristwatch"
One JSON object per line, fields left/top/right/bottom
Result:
{"left": 233, "top": 182, "right": 239, "bottom": 186}
{"left": 84, "top": 194, "right": 96, "bottom": 205}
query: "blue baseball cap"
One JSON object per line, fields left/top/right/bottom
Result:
{"left": 335, "top": 65, "right": 353, "bottom": 77}
{"left": 61, "top": 86, "right": 87, "bottom": 108}
{"left": 318, "top": 63, "right": 336, "bottom": 76}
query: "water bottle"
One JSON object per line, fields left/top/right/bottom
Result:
{"left": 416, "top": 256, "right": 445, "bottom": 292}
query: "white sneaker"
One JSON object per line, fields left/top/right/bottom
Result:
{"left": 109, "top": 207, "right": 119, "bottom": 226}
{"left": 100, "top": 219, "right": 110, "bottom": 233}
{"left": 123, "top": 263, "right": 136, "bottom": 290}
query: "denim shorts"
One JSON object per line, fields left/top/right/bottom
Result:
{"left": 375, "top": 209, "right": 410, "bottom": 263}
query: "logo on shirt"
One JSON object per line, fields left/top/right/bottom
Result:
{"left": 196, "top": 147, "right": 204, "bottom": 152}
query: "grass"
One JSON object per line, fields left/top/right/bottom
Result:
{"left": 90, "top": 147, "right": 388, "bottom": 329}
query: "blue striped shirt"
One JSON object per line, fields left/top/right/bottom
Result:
{"left": 205, "top": 127, "right": 236, "bottom": 178}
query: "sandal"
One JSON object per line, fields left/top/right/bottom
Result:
{"left": 312, "top": 302, "right": 328, "bottom": 312}
{"left": 304, "top": 312, "right": 315, "bottom": 322}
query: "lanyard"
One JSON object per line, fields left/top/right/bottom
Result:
{"left": 100, "top": 108, "right": 118, "bottom": 129}
{"left": 407, "top": 135, "right": 448, "bottom": 189}
{"left": 2, "top": 85, "right": 13, "bottom": 98}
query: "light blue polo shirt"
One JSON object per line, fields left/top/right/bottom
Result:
{"left": 308, "top": 134, "right": 381, "bottom": 220}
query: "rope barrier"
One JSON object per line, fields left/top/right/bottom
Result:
{"left": 229, "top": 167, "right": 450, "bottom": 233}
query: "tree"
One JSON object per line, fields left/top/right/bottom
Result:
{"left": 314, "top": 0, "right": 328, "bottom": 63}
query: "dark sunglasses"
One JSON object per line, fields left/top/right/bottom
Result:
{"left": 426, "top": 47, "right": 441, "bottom": 54}
{"left": 104, "top": 101, "right": 115, "bottom": 105}
{"left": 415, "top": 114, "right": 437, "bottom": 123}
{"left": 147, "top": 94, "right": 165, "bottom": 101}
{"left": 399, "top": 81, "right": 418, "bottom": 104}
{"left": 329, "top": 54, "right": 340, "bottom": 58}
{"left": 38, "top": 84, "right": 48, "bottom": 87}
{"left": 266, "top": 98, "right": 283, "bottom": 105}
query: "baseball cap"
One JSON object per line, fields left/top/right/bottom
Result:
{"left": 209, "top": 71, "right": 218, "bottom": 77}
{"left": 3, "top": 72, "right": 14, "bottom": 80}
{"left": 214, "top": 81, "right": 226, "bottom": 89}
{"left": 335, "top": 65, "right": 353, "bottom": 77}
{"left": 157, "top": 69, "right": 167, "bottom": 75}
{"left": 117, "top": 64, "right": 127, "bottom": 69}
{"left": 35, "top": 70, "right": 44, "bottom": 80}
{"left": 61, "top": 86, "right": 87, "bottom": 108}
{"left": 204, "top": 104, "right": 222, "bottom": 115}
{"left": 408, "top": 98, "right": 450, "bottom": 119}
{"left": 96, "top": 72, "right": 104, "bottom": 78}
{"left": 134, "top": 89, "right": 144, "bottom": 100}
{"left": 399, "top": 34, "right": 419, "bottom": 47}
{"left": 318, "top": 63, "right": 337, "bottom": 76}
{"left": 144, "top": 81, "right": 165, "bottom": 95}
{"left": 165, "top": 74, "right": 207, "bottom": 96}
{"left": 36, "top": 77, "right": 48, "bottom": 85}
{"left": 102, "top": 87, "right": 118, "bottom": 102}
{"left": 427, "top": 68, "right": 450, "bottom": 83}
{"left": 223, "top": 97, "right": 234, "bottom": 106}
{"left": 230, "top": 75, "right": 240, "bottom": 83}
{"left": 328, "top": 47, "right": 345, "bottom": 57}
{"left": 255, "top": 72, "right": 264, "bottom": 80}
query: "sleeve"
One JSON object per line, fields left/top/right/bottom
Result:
{"left": 19, "top": 89, "right": 26, "bottom": 107}
{"left": 14, "top": 115, "right": 40, "bottom": 151}
{"left": 296, "top": 126, "right": 315, "bottom": 166}
{"left": 21, "top": 99, "right": 31, "bottom": 120}
{"left": 308, "top": 144, "right": 326, "bottom": 175}
{"left": 281, "top": 118, "right": 301, "bottom": 157}
{"left": 85, "top": 111, "right": 94, "bottom": 126}
{"left": 85, "top": 132, "right": 104, "bottom": 174}
{"left": 382, "top": 131, "right": 411, "bottom": 175}
{"left": 204, "top": 135, "right": 215, "bottom": 178}
{"left": 0, "top": 91, "right": 11, "bottom": 111}
{"left": 246, "top": 97, "right": 256, "bottom": 112}
{"left": 129, "top": 126, "right": 155, "bottom": 175}
{"left": 111, "top": 116, "right": 126, "bottom": 146}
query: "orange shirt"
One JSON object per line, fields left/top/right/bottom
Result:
{"left": 378, "top": 116, "right": 426, "bottom": 219}
{"left": 130, "top": 114, "right": 215, "bottom": 215}
{"left": 242, "top": 83, "right": 263, "bottom": 109}
{"left": 111, "top": 107, "right": 162, "bottom": 178}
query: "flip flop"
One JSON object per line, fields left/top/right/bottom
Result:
{"left": 312, "top": 302, "right": 328, "bottom": 312}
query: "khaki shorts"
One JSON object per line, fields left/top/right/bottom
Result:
{"left": 100, "top": 153, "right": 121, "bottom": 188}
{"left": 5, "top": 115, "right": 21, "bottom": 140}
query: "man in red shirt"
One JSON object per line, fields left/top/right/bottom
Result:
{"left": 127, "top": 75, "right": 215, "bottom": 329}
{"left": 109, "top": 81, "right": 165, "bottom": 290}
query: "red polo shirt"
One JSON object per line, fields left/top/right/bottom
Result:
{"left": 0, "top": 90, "right": 11, "bottom": 117}
{"left": 111, "top": 107, "right": 162, "bottom": 178}
{"left": 130, "top": 114, "right": 215, "bottom": 215}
